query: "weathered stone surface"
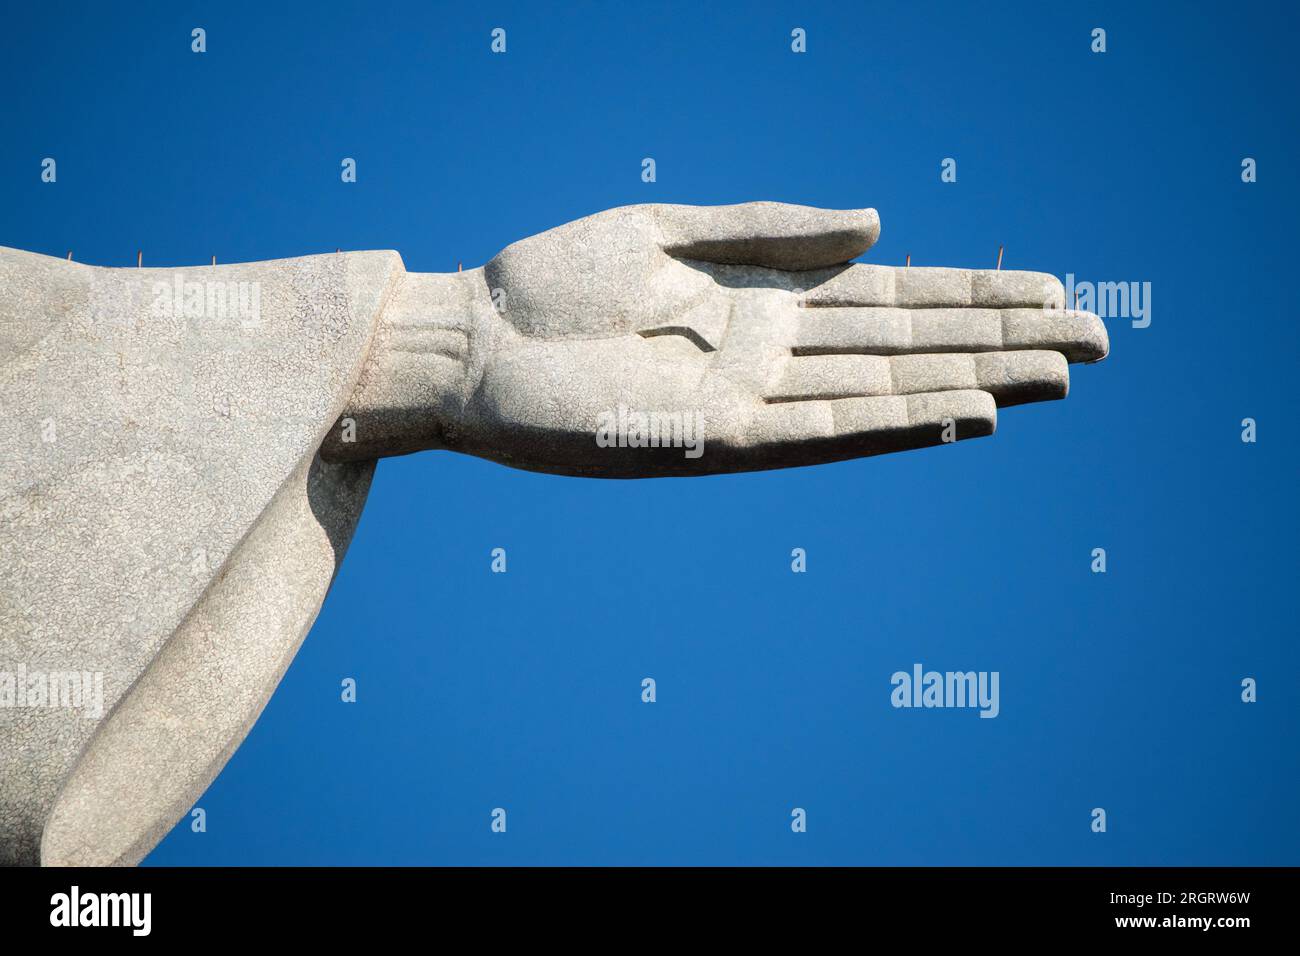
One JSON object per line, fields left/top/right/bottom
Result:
{"left": 0, "top": 203, "right": 1107, "bottom": 865}
{"left": 325, "top": 203, "right": 1106, "bottom": 476}
{"left": 0, "top": 249, "right": 400, "bottom": 865}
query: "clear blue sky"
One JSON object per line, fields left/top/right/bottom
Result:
{"left": 3, "top": 1, "right": 1296, "bottom": 864}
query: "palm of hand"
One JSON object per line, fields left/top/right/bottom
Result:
{"left": 452, "top": 202, "right": 1106, "bottom": 477}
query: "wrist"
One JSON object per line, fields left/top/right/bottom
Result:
{"left": 322, "top": 268, "right": 484, "bottom": 461}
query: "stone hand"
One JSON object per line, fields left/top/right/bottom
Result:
{"left": 327, "top": 202, "right": 1108, "bottom": 475}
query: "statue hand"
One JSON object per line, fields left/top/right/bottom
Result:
{"left": 363, "top": 202, "right": 1108, "bottom": 476}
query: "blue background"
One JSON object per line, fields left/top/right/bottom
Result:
{"left": 3, "top": 1, "right": 1296, "bottom": 865}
